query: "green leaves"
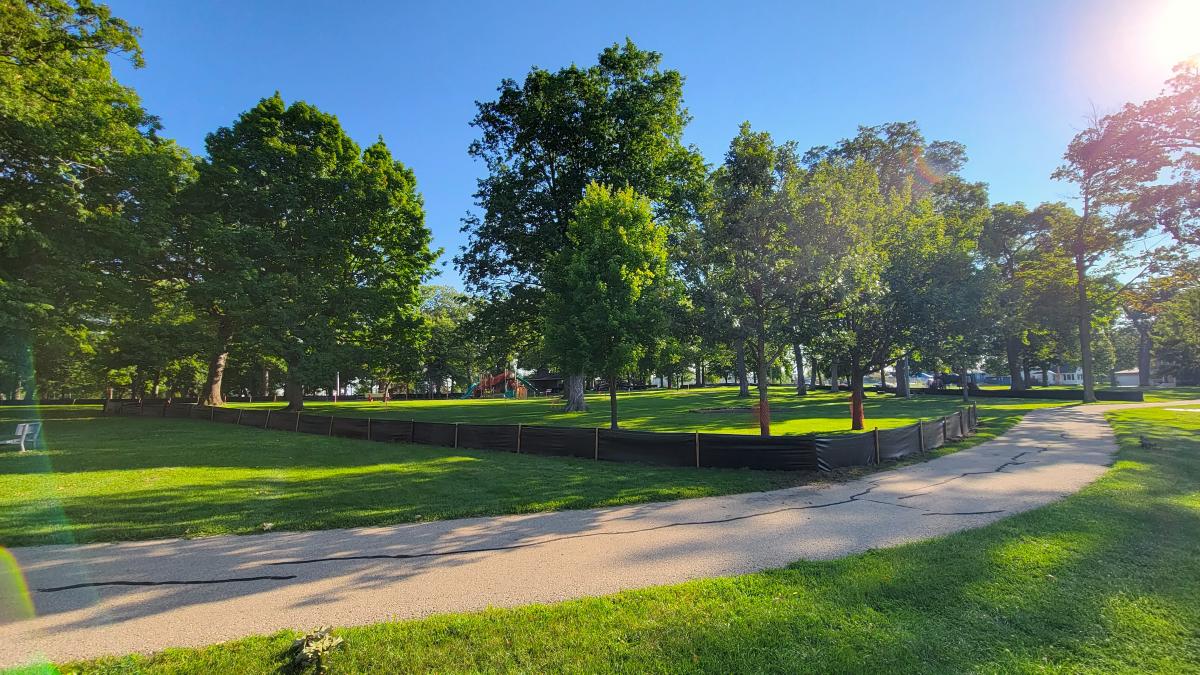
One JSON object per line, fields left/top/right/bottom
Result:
{"left": 543, "top": 183, "right": 668, "bottom": 382}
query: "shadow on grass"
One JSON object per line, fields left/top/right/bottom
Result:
{"left": 62, "top": 407, "right": 1200, "bottom": 673}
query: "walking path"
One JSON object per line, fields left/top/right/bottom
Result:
{"left": 2, "top": 400, "right": 1191, "bottom": 667}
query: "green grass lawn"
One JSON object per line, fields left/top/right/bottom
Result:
{"left": 0, "top": 391, "right": 1055, "bottom": 546}
{"left": 49, "top": 404, "right": 1200, "bottom": 674}
{"left": 232, "top": 386, "right": 1063, "bottom": 435}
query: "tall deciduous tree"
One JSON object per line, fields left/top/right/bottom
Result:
{"left": 457, "top": 40, "right": 706, "bottom": 412}
{"left": 190, "top": 95, "right": 434, "bottom": 409}
{"left": 1, "top": 0, "right": 191, "bottom": 399}
{"left": 705, "top": 124, "right": 804, "bottom": 435}
{"left": 543, "top": 183, "right": 669, "bottom": 429}
{"left": 1096, "top": 60, "right": 1200, "bottom": 244}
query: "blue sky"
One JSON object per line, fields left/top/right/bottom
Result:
{"left": 107, "top": 0, "right": 1196, "bottom": 285}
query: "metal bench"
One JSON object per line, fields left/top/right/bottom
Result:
{"left": 1, "top": 422, "right": 41, "bottom": 452}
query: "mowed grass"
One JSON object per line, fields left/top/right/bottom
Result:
{"left": 0, "top": 407, "right": 798, "bottom": 547}
{"left": 51, "top": 405, "right": 1200, "bottom": 674}
{"left": 232, "top": 386, "right": 1066, "bottom": 435}
{"left": 0, "top": 391, "right": 1053, "bottom": 546}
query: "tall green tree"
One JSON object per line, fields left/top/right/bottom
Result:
{"left": 543, "top": 183, "right": 668, "bottom": 429}
{"left": 189, "top": 95, "right": 435, "bottom": 409}
{"left": 1, "top": 0, "right": 191, "bottom": 399}
{"left": 457, "top": 40, "right": 706, "bottom": 411}
{"left": 1152, "top": 285, "right": 1200, "bottom": 385}
{"left": 1094, "top": 60, "right": 1200, "bottom": 244}
{"left": 705, "top": 124, "right": 804, "bottom": 435}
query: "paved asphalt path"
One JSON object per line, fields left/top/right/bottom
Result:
{"left": 2, "top": 400, "right": 1191, "bottom": 667}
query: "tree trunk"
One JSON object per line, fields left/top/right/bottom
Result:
{"left": 850, "top": 362, "right": 865, "bottom": 431}
{"left": 960, "top": 365, "right": 970, "bottom": 402}
{"left": 830, "top": 362, "right": 840, "bottom": 393}
{"left": 1075, "top": 253, "right": 1096, "bottom": 402}
{"left": 1006, "top": 334, "right": 1026, "bottom": 392}
{"left": 261, "top": 366, "right": 271, "bottom": 398}
{"left": 812, "top": 355, "right": 821, "bottom": 387}
{"left": 734, "top": 336, "right": 750, "bottom": 398}
{"left": 200, "top": 316, "right": 233, "bottom": 406}
{"left": 564, "top": 374, "right": 587, "bottom": 411}
{"left": 879, "top": 366, "right": 887, "bottom": 389}
{"left": 284, "top": 362, "right": 304, "bottom": 411}
{"left": 755, "top": 336, "right": 771, "bottom": 436}
{"left": 1023, "top": 362, "right": 1032, "bottom": 388}
{"left": 1041, "top": 365, "right": 1049, "bottom": 387}
{"left": 608, "top": 373, "right": 619, "bottom": 430}
{"left": 1137, "top": 324, "right": 1152, "bottom": 387}
{"left": 695, "top": 360, "right": 703, "bottom": 387}
{"left": 896, "top": 354, "right": 910, "bottom": 398}
{"left": 793, "top": 342, "right": 807, "bottom": 396}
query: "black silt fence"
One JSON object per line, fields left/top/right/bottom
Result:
{"left": 165, "top": 403, "right": 195, "bottom": 418}
{"left": 212, "top": 407, "right": 241, "bottom": 424}
{"left": 519, "top": 426, "right": 595, "bottom": 459}
{"left": 699, "top": 433, "right": 819, "bottom": 471}
{"left": 331, "top": 416, "right": 370, "bottom": 440}
{"left": 237, "top": 409, "right": 270, "bottom": 428}
{"left": 816, "top": 433, "right": 877, "bottom": 470}
{"left": 297, "top": 413, "right": 331, "bottom": 435}
{"left": 368, "top": 419, "right": 413, "bottom": 443}
{"left": 921, "top": 419, "right": 946, "bottom": 450}
{"left": 412, "top": 421, "right": 457, "bottom": 447}
{"left": 457, "top": 424, "right": 519, "bottom": 452}
{"left": 878, "top": 424, "right": 920, "bottom": 461}
{"left": 889, "top": 386, "right": 1144, "bottom": 402}
{"left": 101, "top": 402, "right": 981, "bottom": 473}
{"left": 598, "top": 429, "right": 694, "bottom": 466}
{"left": 267, "top": 411, "right": 298, "bottom": 432}
{"left": 944, "top": 413, "right": 964, "bottom": 441}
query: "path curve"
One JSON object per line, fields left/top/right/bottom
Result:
{"left": 2, "top": 400, "right": 1192, "bottom": 666}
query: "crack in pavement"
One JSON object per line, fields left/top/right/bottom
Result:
{"left": 38, "top": 575, "right": 297, "bottom": 593}
{"left": 34, "top": 449, "right": 1031, "bottom": 588}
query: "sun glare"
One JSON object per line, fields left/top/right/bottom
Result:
{"left": 1150, "top": 0, "right": 1200, "bottom": 67}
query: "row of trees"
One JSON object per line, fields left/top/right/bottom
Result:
{"left": 3, "top": 3, "right": 1197, "bottom": 429}
{"left": 456, "top": 41, "right": 1200, "bottom": 431}
{"left": 1, "top": 1, "right": 442, "bottom": 409}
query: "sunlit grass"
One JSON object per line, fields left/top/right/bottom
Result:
{"left": 230, "top": 386, "right": 1065, "bottom": 435}
{"left": 54, "top": 405, "right": 1200, "bottom": 673}
{"left": 0, "top": 390, "right": 1051, "bottom": 546}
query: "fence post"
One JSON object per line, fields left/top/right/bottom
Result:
{"left": 265, "top": 410, "right": 272, "bottom": 429}
{"left": 294, "top": 412, "right": 300, "bottom": 432}
{"left": 694, "top": 431, "right": 701, "bottom": 467}
{"left": 593, "top": 428, "right": 599, "bottom": 460}
{"left": 209, "top": 406, "right": 215, "bottom": 421}
{"left": 328, "top": 416, "right": 334, "bottom": 436}
{"left": 367, "top": 417, "right": 372, "bottom": 441}
{"left": 454, "top": 423, "right": 460, "bottom": 449}
{"left": 941, "top": 417, "right": 947, "bottom": 443}
{"left": 873, "top": 427, "right": 880, "bottom": 464}
{"left": 236, "top": 409, "right": 243, "bottom": 425}
{"left": 516, "top": 423, "right": 522, "bottom": 453}
{"left": 959, "top": 410, "right": 965, "bottom": 437}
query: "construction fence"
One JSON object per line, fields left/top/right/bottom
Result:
{"left": 104, "top": 400, "right": 980, "bottom": 473}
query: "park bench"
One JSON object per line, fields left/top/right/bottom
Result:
{"left": 1, "top": 421, "right": 41, "bottom": 452}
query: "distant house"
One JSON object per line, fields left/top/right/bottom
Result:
{"left": 1028, "top": 368, "right": 1083, "bottom": 386}
{"left": 1113, "top": 368, "right": 1176, "bottom": 387}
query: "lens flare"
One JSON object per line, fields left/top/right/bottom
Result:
{"left": 0, "top": 547, "right": 35, "bottom": 622}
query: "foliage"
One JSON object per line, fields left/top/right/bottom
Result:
{"left": 1153, "top": 286, "right": 1200, "bottom": 384}
{"left": 456, "top": 40, "right": 706, "bottom": 402}
{"left": 543, "top": 183, "right": 669, "bottom": 427}
{"left": 188, "top": 94, "right": 435, "bottom": 408}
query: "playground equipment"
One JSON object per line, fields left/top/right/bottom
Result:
{"left": 461, "top": 370, "right": 538, "bottom": 399}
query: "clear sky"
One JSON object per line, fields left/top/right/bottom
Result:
{"left": 106, "top": 0, "right": 1199, "bottom": 285}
